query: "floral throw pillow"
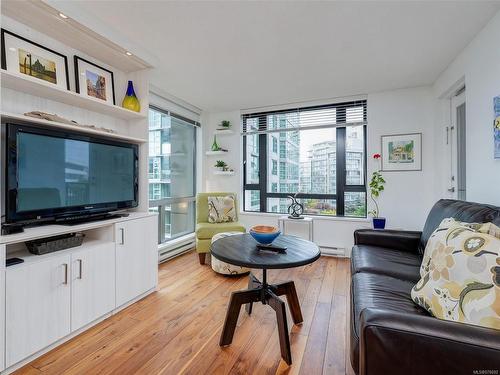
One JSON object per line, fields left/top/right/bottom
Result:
{"left": 411, "top": 219, "right": 500, "bottom": 330}
{"left": 420, "top": 218, "right": 500, "bottom": 277}
{"left": 207, "top": 195, "right": 236, "bottom": 223}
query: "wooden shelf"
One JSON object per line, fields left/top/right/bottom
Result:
{"left": 0, "top": 212, "right": 156, "bottom": 245}
{"left": 213, "top": 171, "right": 235, "bottom": 176}
{"left": 6, "top": 239, "right": 113, "bottom": 268}
{"left": 1, "top": 112, "right": 147, "bottom": 144}
{"left": 1, "top": 70, "right": 147, "bottom": 121}
{"left": 205, "top": 150, "right": 228, "bottom": 156}
{"left": 214, "top": 129, "right": 234, "bottom": 135}
{"left": 1, "top": 0, "right": 152, "bottom": 73}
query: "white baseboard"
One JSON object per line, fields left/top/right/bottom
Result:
{"left": 320, "top": 246, "right": 348, "bottom": 257}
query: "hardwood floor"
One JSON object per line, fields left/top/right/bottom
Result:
{"left": 15, "top": 252, "right": 355, "bottom": 375}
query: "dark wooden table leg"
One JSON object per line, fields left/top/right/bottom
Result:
{"left": 220, "top": 288, "right": 260, "bottom": 346}
{"left": 271, "top": 281, "right": 303, "bottom": 324}
{"left": 245, "top": 272, "right": 261, "bottom": 315}
{"left": 267, "top": 290, "right": 292, "bottom": 365}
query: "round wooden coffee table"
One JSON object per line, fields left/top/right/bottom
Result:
{"left": 210, "top": 234, "right": 320, "bottom": 365}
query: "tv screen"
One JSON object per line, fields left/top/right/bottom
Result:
{"left": 5, "top": 123, "right": 138, "bottom": 224}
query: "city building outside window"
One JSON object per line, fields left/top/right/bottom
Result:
{"left": 148, "top": 107, "right": 198, "bottom": 244}
{"left": 242, "top": 101, "right": 366, "bottom": 217}
{"left": 272, "top": 160, "right": 278, "bottom": 175}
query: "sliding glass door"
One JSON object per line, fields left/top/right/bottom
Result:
{"left": 148, "top": 107, "right": 197, "bottom": 244}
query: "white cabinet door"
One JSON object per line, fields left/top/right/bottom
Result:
{"left": 6, "top": 253, "right": 71, "bottom": 367}
{"left": 115, "top": 215, "right": 158, "bottom": 307}
{"left": 71, "top": 242, "right": 115, "bottom": 331}
{"left": 0, "top": 245, "right": 5, "bottom": 372}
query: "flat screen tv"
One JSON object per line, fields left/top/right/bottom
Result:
{"left": 4, "top": 122, "right": 138, "bottom": 225}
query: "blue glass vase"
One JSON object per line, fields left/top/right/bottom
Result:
{"left": 122, "top": 81, "right": 141, "bottom": 112}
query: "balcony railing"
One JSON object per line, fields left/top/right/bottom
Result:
{"left": 149, "top": 196, "right": 196, "bottom": 244}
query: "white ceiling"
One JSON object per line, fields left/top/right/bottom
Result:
{"left": 55, "top": 1, "right": 499, "bottom": 112}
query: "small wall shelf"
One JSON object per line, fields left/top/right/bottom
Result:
{"left": 214, "top": 129, "right": 234, "bottom": 135}
{"left": 0, "top": 112, "right": 147, "bottom": 144}
{"left": 1, "top": 70, "right": 146, "bottom": 121}
{"left": 213, "top": 171, "right": 235, "bottom": 176}
{"left": 205, "top": 150, "right": 228, "bottom": 156}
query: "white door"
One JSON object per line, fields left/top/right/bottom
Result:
{"left": 6, "top": 254, "right": 71, "bottom": 367}
{"left": 0, "top": 245, "right": 5, "bottom": 371}
{"left": 449, "top": 90, "right": 466, "bottom": 199}
{"left": 71, "top": 242, "right": 115, "bottom": 331}
{"left": 115, "top": 215, "right": 158, "bottom": 307}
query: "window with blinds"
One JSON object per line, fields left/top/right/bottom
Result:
{"left": 241, "top": 100, "right": 367, "bottom": 217}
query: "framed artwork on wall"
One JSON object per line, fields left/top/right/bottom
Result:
{"left": 381, "top": 133, "right": 422, "bottom": 171}
{"left": 74, "top": 56, "right": 116, "bottom": 105}
{"left": 494, "top": 95, "right": 500, "bottom": 159}
{"left": 1, "top": 29, "right": 70, "bottom": 90}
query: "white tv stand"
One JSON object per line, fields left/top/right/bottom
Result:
{"left": 0, "top": 4, "right": 158, "bottom": 373}
{"left": 0, "top": 212, "right": 158, "bottom": 373}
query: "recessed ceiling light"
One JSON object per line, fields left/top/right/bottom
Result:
{"left": 125, "top": 51, "right": 133, "bottom": 56}
{"left": 9, "top": 47, "right": 16, "bottom": 52}
{"left": 59, "top": 13, "right": 68, "bottom": 19}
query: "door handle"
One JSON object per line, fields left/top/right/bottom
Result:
{"left": 119, "top": 228, "right": 125, "bottom": 245}
{"left": 63, "top": 263, "right": 68, "bottom": 285}
{"left": 448, "top": 187, "right": 455, "bottom": 193}
{"left": 77, "top": 259, "right": 83, "bottom": 279}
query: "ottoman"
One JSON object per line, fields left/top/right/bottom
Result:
{"left": 210, "top": 232, "right": 251, "bottom": 275}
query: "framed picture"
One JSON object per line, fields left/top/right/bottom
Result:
{"left": 381, "top": 133, "right": 422, "bottom": 171}
{"left": 1, "top": 29, "right": 69, "bottom": 90}
{"left": 494, "top": 95, "right": 500, "bottom": 159}
{"left": 74, "top": 56, "right": 116, "bottom": 105}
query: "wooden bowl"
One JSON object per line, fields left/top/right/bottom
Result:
{"left": 250, "top": 225, "right": 279, "bottom": 233}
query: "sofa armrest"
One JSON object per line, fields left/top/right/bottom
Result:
{"left": 359, "top": 308, "right": 500, "bottom": 375}
{"left": 354, "top": 229, "right": 422, "bottom": 253}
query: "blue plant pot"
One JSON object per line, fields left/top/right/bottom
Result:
{"left": 372, "top": 217, "right": 386, "bottom": 229}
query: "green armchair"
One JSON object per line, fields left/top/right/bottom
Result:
{"left": 195, "top": 192, "right": 246, "bottom": 264}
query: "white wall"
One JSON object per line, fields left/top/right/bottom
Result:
{"left": 200, "top": 11, "right": 500, "bottom": 252}
{"left": 202, "top": 111, "right": 242, "bottom": 194}
{"left": 367, "top": 86, "right": 436, "bottom": 230}
{"left": 201, "top": 87, "right": 436, "bottom": 252}
{"left": 433, "top": 11, "right": 500, "bottom": 206}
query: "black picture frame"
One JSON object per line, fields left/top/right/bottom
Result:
{"left": 1, "top": 28, "right": 70, "bottom": 90}
{"left": 74, "top": 55, "right": 116, "bottom": 105}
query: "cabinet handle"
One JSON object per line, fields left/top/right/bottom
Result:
{"left": 63, "top": 263, "right": 68, "bottom": 285}
{"left": 78, "top": 259, "right": 83, "bottom": 279}
{"left": 119, "top": 228, "right": 125, "bottom": 245}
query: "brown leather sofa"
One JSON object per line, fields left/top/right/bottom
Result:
{"left": 350, "top": 199, "right": 500, "bottom": 375}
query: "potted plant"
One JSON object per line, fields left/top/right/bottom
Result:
{"left": 220, "top": 120, "right": 231, "bottom": 129}
{"left": 368, "top": 153, "right": 386, "bottom": 229}
{"left": 215, "top": 160, "right": 227, "bottom": 171}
